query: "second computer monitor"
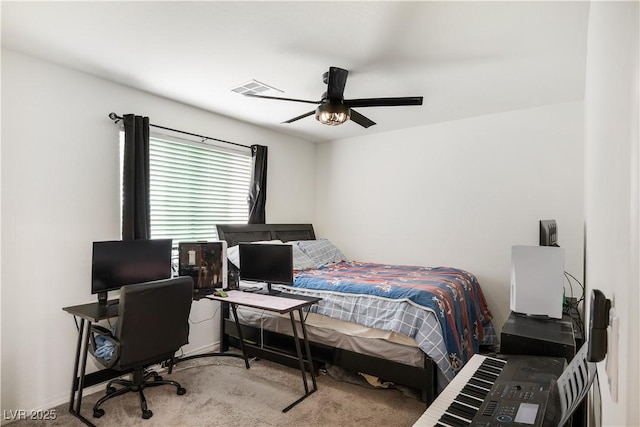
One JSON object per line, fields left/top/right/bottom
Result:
{"left": 239, "top": 243, "right": 293, "bottom": 294}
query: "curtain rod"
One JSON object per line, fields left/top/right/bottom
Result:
{"left": 108, "top": 113, "right": 252, "bottom": 150}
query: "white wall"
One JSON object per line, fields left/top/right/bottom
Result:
{"left": 0, "top": 49, "right": 316, "bottom": 414}
{"left": 315, "top": 101, "right": 585, "bottom": 334}
{"left": 584, "top": 2, "right": 639, "bottom": 426}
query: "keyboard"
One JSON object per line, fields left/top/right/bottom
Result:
{"left": 413, "top": 353, "right": 565, "bottom": 427}
{"left": 413, "top": 354, "right": 507, "bottom": 427}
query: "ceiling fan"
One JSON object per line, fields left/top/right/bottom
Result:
{"left": 244, "top": 67, "right": 423, "bottom": 128}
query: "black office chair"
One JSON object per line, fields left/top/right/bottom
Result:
{"left": 89, "top": 276, "right": 193, "bottom": 420}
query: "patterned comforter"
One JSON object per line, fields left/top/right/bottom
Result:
{"left": 280, "top": 261, "right": 494, "bottom": 383}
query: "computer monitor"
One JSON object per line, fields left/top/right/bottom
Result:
{"left": 91, "top": 239, "right": 173, "bottom": 304}
{"left": 539, "top": 219, "right": 558, "bottom": 246}
{"left": 239, "top": 243, "right": 293, "bottom": 295}
{"left": 178, "top": 241, "right": 228, "bottom": 296}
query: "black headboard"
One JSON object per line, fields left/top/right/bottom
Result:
{"left": 216, "top": 224, "right": 316, "bottom": 247}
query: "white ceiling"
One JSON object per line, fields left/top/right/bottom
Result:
{"left": 1, "top": 1, "right": 590, "bottom": 143}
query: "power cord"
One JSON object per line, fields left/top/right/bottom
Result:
{"left": 564, "top": 271, "right": 585, "bottom": 304}
{"left": 562, "top": 270, "right": 586, "bottom": 340}
{"left": 188, "top": 303, "right": 221, "bottom": 325}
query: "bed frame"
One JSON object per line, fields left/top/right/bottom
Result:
{"left": 216, "top": 223, "right": 437, "bottom": 403}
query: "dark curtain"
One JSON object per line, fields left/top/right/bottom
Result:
{"left": 248, "top": 144, "right": 268, "bottom": 224}
{"left": 122, "top": 114, "right": 151, "bottom": 240}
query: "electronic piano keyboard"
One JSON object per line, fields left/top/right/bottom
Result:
{"left": 413, "top": 354, "right": 565, "bottom": 427}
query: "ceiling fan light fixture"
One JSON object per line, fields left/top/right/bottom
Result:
{"left": 315, "top": 102, "right": 350, "bottom": 126}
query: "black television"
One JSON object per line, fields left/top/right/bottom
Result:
{"left": 91, "top": 239, "right": 173, "bottom": 304}
{"left": 239, "top": 243, "right": 293, "bottom": 295}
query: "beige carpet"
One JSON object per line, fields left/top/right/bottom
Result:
{"left": 11, "top": 356, "right": 426, "bottom": 427}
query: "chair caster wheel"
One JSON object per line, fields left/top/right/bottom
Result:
{"left": 177, "top": 387, "right": 186, "bottom": 395}
{"left": 154, "top": 375, "right": 163, "bottom": 381}
{"left": 106, "top": 386, "right": 117, "bottom": 394}
{"left": 142, "top": 410, "right": 153, "bottom": 419}
{"left": 93, "top": 409, "right": 105, "bottom": 418}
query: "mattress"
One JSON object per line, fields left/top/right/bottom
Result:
{"left": 233, "top": 304, "right": 451, "bottom": 388}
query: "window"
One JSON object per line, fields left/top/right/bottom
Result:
{"left": 120, "top": 132, "right": 252, "bottom": 243}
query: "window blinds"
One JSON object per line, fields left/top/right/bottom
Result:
{"left": 148, "top": 135, "right": 251, "bottom": 243}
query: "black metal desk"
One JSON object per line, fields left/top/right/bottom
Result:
{"left": 63, "top": 291, "right": 320, "bottom": 425}
{"left": 206, "top": 290, "right": 321, "bottom": 412}
{"left": 62, "top": 301, "right": 122, "bottom": 427}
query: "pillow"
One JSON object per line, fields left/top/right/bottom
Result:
{"left": 296, "top": 239, "right": 347, "bottom": 267}
{"left": 285, "top": 242, "right": 318, "bottom": 271}
{"left": 227, "top": 240, "right": 283, "bottom": 268}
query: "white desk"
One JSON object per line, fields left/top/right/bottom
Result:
{"left": 206, "top": 290, "right": 321, "bottom": 412}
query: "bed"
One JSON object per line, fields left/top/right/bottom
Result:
{"left": 216, "top": 223, "right": 497, "bottom": 404}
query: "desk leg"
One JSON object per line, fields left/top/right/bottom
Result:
{"left": 68, "top": 318, "right": 84, "bottom": 413}
{"left": 282, "top": 308, "right": 317, "bottom": 413}
{"left": 297, "top": 307, "right": 317, "bottom": 392}
{"left": 230, "top": 303, "right": 250, "bottom": 369}
{"left": 68, "top": 318, "right": 96, "bottom": 427}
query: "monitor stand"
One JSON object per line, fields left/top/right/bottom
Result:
{"left": 97, "top": 291, "right": 108, "bottom": 306}
{"left": 256, "top": 283, "right": 281, "bottom": 296}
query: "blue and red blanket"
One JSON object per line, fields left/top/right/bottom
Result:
{"left": 290, "top": 261, "right": 493, "bottom": 380}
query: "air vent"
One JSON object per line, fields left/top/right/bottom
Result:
{"left": 231, "top": 80, "right": 283, "bottom": 96}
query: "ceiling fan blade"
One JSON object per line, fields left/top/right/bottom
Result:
{"left": 282, "top": 110, "right": 316, "bottom": 124}
{"left": 245, "top": 93, "right": 320, "bottom": 105}
{"left": 326, "top": 67, "right": 349, "bottom": 101}
{"left": 345, "top": 97, "right": 423, "bottom": 108}
{"left": 349, "top": 109, "right": 376, "bottom": 128}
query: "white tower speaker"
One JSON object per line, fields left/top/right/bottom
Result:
{"left": 510, "top": 245, "right": 565, "bottom": 319}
